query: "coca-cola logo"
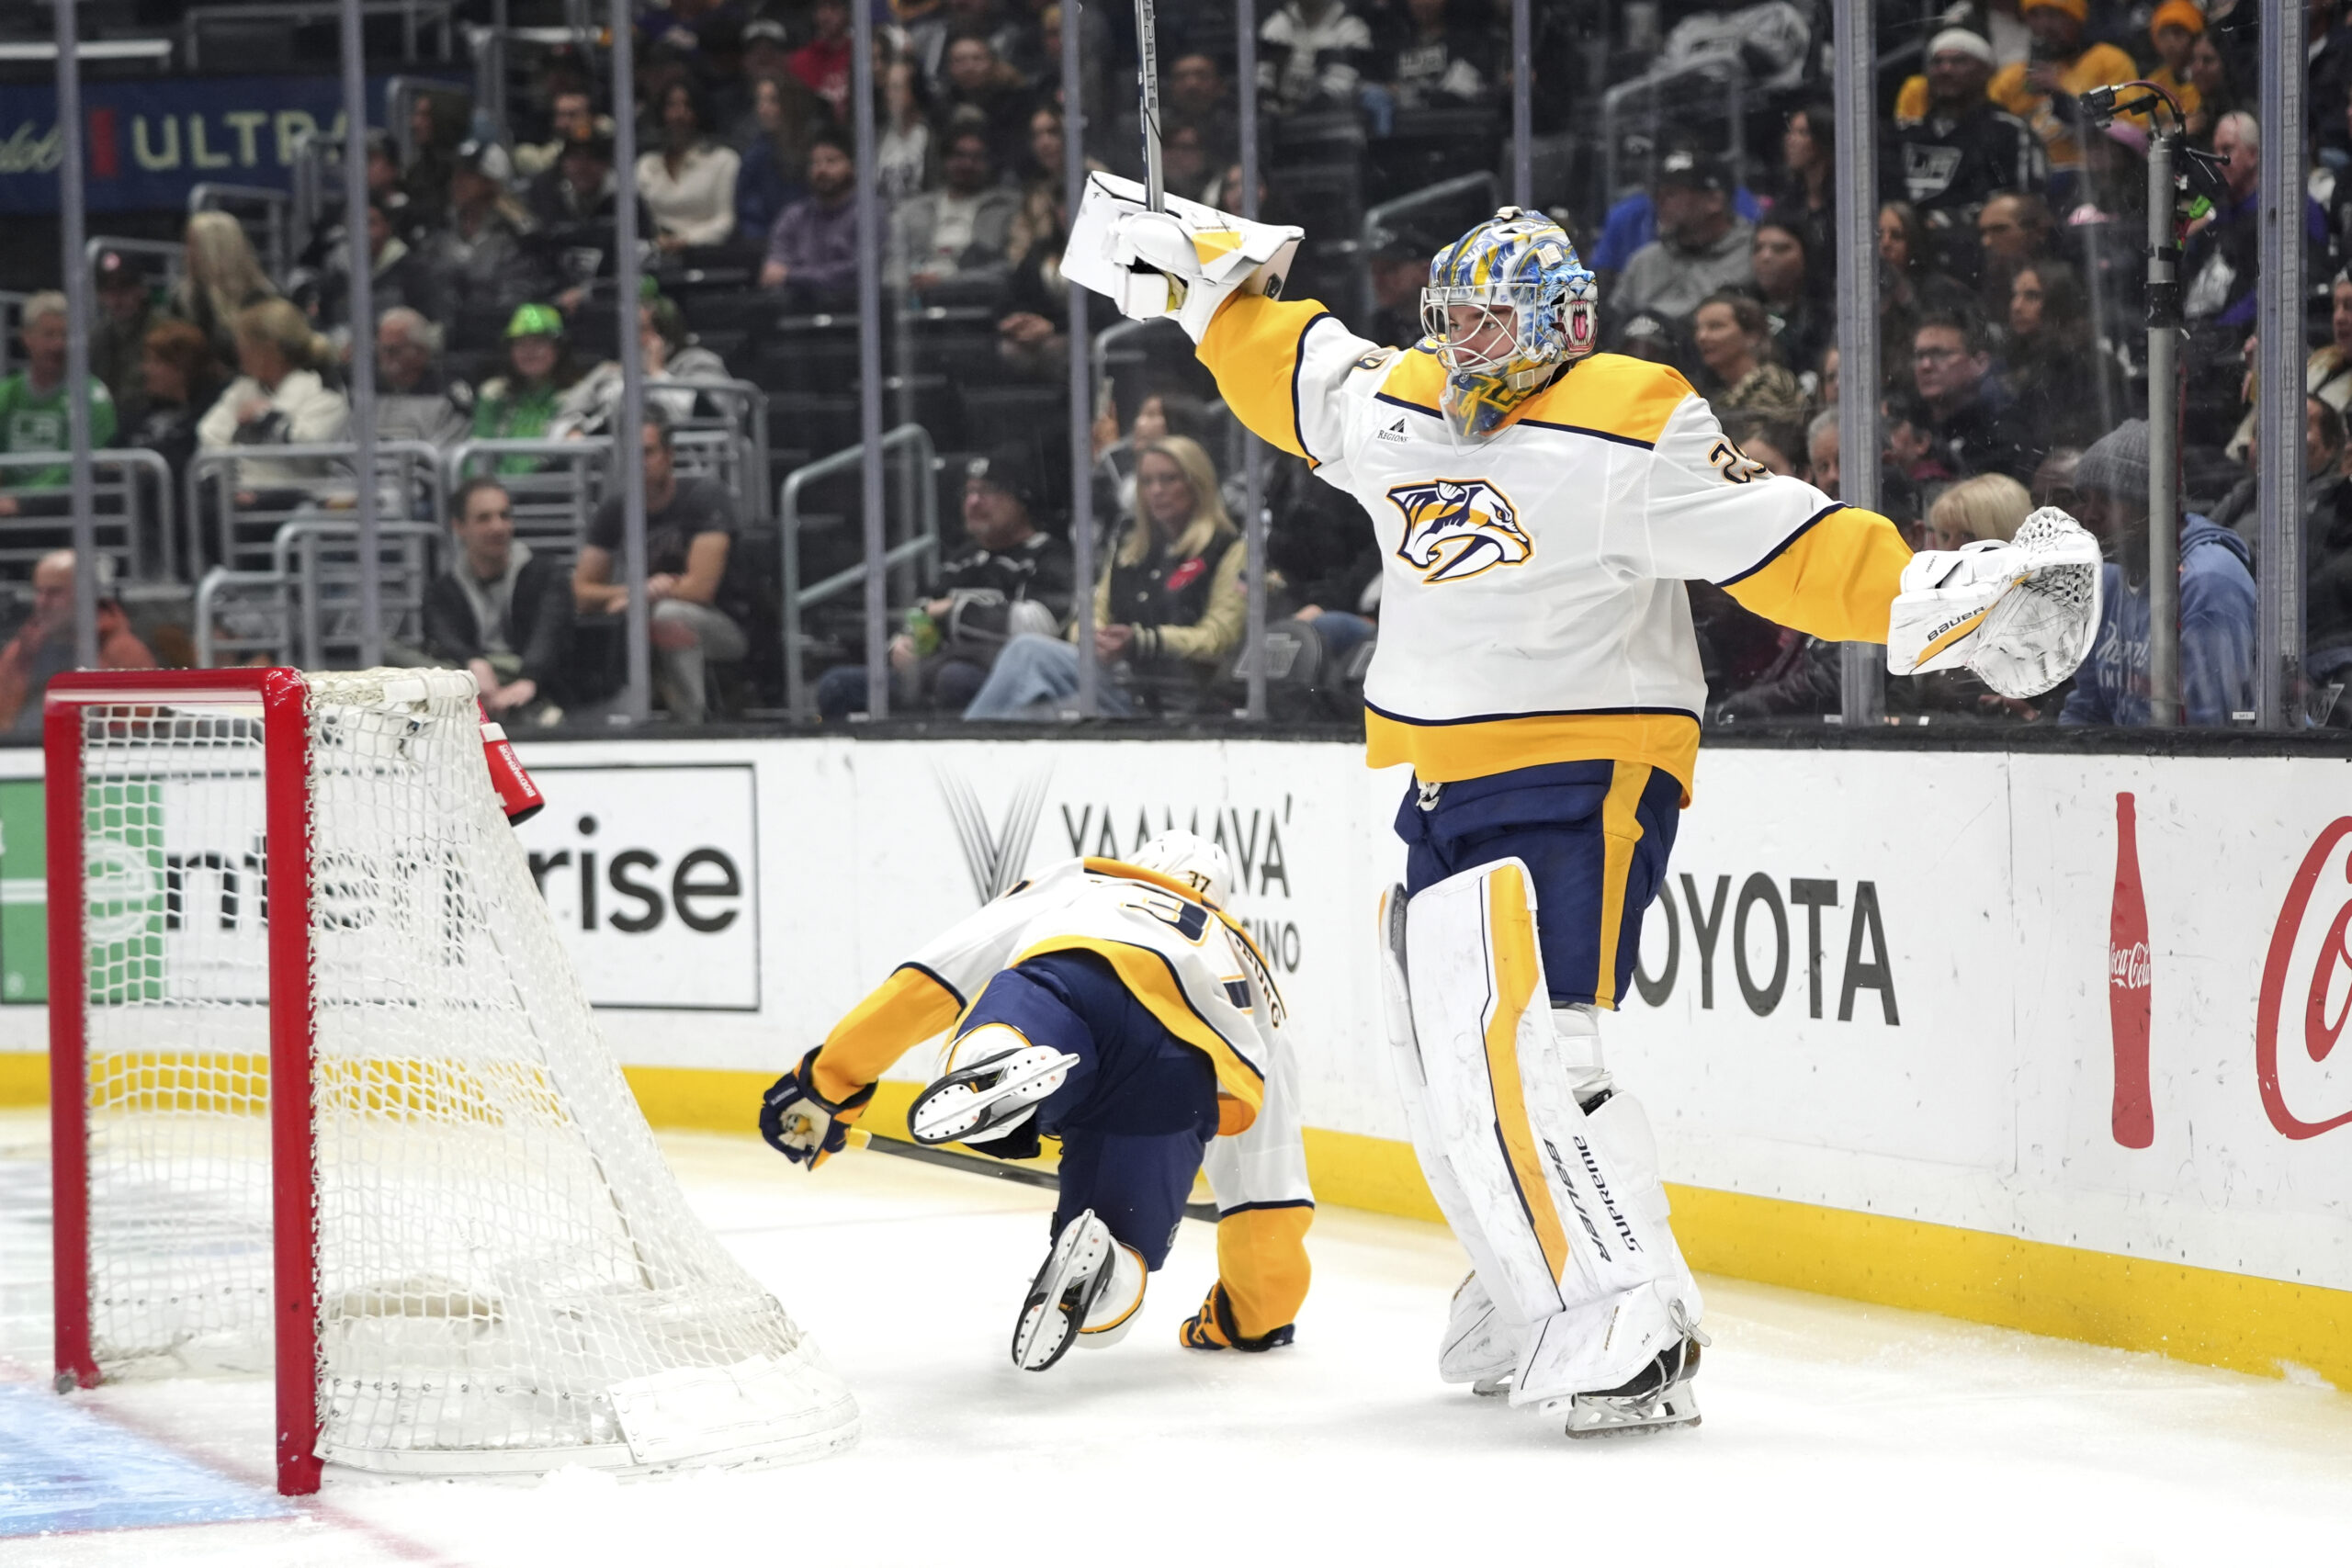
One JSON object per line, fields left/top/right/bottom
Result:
{"left": 2255, "top": 817, "right": 2352, "bottom": 1139}
{"left": 2109, "top": 942, "right": 2151, "bottom": 990}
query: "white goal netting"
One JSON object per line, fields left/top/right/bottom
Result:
{"left": 74, "top": 670, "right": 855, "bottom": 1474}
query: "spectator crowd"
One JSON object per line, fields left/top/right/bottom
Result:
{"left": 1, "top": 0, "right": 2348, "bottom": 728}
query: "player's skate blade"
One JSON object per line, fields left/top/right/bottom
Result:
{"left": 1012, "top": 1210, "right": 1116, "bottom": 1371}
{"left": 1555, "top": 1337, "right": 1703, "bottom": 1438}
{"left": 909, "top": 1045, "right": 1082, "bottom": 1145}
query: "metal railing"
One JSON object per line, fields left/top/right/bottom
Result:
{"left": 1360, "top": 171, "right": 1498, "bottom": 322}
{"left": 187, "top": 439, "right": 443, "bottom": 576}
{"left": 781, "top": 423, "right": 939, "bottom": 720}
{"left": 193, "top": 517, "right": 441, "bottom": 668}
{"left": 0, "top": 293, "right": 28, "bottom": 379}
{"left": 0, "top": 447, "right": 173, "bottom": 582}
{"left": 668, "top": 377, "right": 774, "bottom": 525}
{"left": 188, "top": 184, "right": 292, "bottom": 284}
{"left": 182, "top": 1, "right": 458, "bottom": 67}
{"left": 83, "top": 236, "right": 186, "bottom": 294}
{"left": 1600, "top": 53, "right": 1747, "bottom": 208}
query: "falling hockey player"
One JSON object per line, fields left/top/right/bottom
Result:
{"left": 1064, "top": 189, "right": 2101, "bottom": 1434}
{"left": 757, "top": 831, "right": 1313, "bottom": 1371}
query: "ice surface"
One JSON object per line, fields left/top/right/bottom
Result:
{"left": 3, "top": 1111, "right": 2348, "bottom": 1566}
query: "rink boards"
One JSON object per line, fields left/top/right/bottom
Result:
{"left": 2, "top": 733, "right": 2347, "bottom": 1385}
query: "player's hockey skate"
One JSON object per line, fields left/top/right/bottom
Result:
{"left": 1012, "top": 1210, "right": 1142, "bottom": 1371}
{"left": 909, "top": 1038, "right": 1083, "bottom": 1145}
{"left": 1555, "top": 1324, "right": 1707, "bottom": 1438}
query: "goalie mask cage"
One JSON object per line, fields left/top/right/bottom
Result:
{"left": 45, "top": 668, "right": 856, "bottom": 1494}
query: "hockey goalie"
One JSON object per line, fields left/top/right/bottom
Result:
{"left": 758, "top": 832, "right": 1312, "bottom": 1371}
{"left": 1065, "top": 186, "right": 2099, "bottom": 1435}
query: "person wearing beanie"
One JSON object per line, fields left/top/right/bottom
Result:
{"left": 1894, "top": 28, "right": 2049, "bottom": 248}
{"left": 817, "top": 441, "right": 1076, "bottom": 719}
{"left": 2058, "top": 418, "right": 2256, "bottom": 727}
{"left": 1989, "top": 0, "right": 2137, "bottom": 190}
{"left": 2142, "top": 1, "right": 2208, "bottom": 127}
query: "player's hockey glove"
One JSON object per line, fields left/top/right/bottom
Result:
{"left": 1178, "top": 1281, "right": 1296, "bottom": 1353}
{"left": 758, "top": 1048, "right": 875, "bottom": 1170}
{"left": 1064, "top": 172, "right": 1301, "bottom": 343}
{"left": 1885, "top": 506, "right": 2102, "bottom": 698}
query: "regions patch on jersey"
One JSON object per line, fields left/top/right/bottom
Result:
{"left": 1387, "top": 478, "right": 1531, "bottom": 583}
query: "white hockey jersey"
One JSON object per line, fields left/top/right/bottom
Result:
{"left": 1197, "top": 295, "right": 1913, "bottom": 794}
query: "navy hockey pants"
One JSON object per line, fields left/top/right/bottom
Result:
{"left": 952, "top": 950, "right": 1219, "bottom": 1269}
{"left": 1396, "top": 760, "right": 1683, "bottom": 1010}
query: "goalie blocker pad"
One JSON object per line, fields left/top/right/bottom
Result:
{"left": 1379, "top": 863, "right": 1702, "bottom": 1404}
{"left": 1063, "top": 172, "right": 1303, "bottom": 341}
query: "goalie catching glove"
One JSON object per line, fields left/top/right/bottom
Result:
{"left": 1060, "top": 171, "right": 1302, "bottom": 343}
{"left": 758, "top": 1047, "right": 874, "bottom": 1169}
{"left": 1886, "top": 506, "right": 2102, "bottom": 698}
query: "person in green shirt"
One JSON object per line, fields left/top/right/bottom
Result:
{"left": 0, "top": 291, "right": 118, "bottom": 513}
{"left": 469, "top": 302, "right": 580, "bottom": 476}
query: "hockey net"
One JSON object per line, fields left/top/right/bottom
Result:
{"left": 49, "top": 668, "right": 855, "bottom": 1491}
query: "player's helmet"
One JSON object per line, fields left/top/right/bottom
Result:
{"left": 1420, "top": 206, "right": 1598, "bottom": 377}
{"left": 1127, "top": 829, "right": 1234, "bottom": 910}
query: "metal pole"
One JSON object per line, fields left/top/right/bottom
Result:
{"left": 52, "top": 0, "right": 97, "bottom": 669}
{"left": 2256, "top": 0, "right": 2305, "bottom": 728}
{"left": 1067, "top": 2, "right": 1097, "bottom": 716}
{"left": 1238, "top": 0, "right": 1266, "bottom": 722}
{"left": 610, "top": 0, "right": 650, "bottom": 720}
{"left": 339, "top": 0, "right": 383, "bottom": 668}
{"left": 2146, "top": 130, "right": 2181, "bottom": 728}
{"left": 1510, "top": 0, "right": 1531, "bottom": 209}
{"left": 851, "top": 0, "right": 888, "bottom": 718}
{"left": 1832, "top": 0, "right": 1883, "bottom": 725}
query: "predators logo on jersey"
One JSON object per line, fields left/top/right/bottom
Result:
{"left": 1388, "top": 478, "right": 1531, "bottom": 583}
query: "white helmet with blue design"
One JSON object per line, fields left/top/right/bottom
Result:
{"left": 1420, "top": 206, "right": 1599, "bottom": 383}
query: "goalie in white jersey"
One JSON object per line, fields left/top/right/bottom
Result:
{"left": 758, "top": 831, "right": 1312, "bottom": 1371}
{"left": 1068, "top": 187, "right": 2099, "bottom": 1434}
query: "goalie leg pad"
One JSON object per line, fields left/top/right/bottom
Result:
{"left": 1400, "top": 860, "right": 1702, "bottom": 1403}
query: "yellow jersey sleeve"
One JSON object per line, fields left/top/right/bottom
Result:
{"left": 1195, "top": 293, "right": 1377, "bottom": 468}
{"left": 811, "top": 964, "right": 964, "bottom": 1104}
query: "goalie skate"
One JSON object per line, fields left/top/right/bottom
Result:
{"left": 909, "top": 1041, "right": 1083, "bottom": 1145}
{"left": 1551, "top": 1330, "right": 1707, "bottom": 1438}
{"left": 1012, "top": 1211, "right": 1119, "bottom": 1371}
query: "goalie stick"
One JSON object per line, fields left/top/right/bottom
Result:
{"left": 1135, "top": 0, "right": 1164, "bottom": 210}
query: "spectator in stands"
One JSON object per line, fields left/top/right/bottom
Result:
{"left": 1769, "top": 102, "right": 1835, "bottom": 256}
{"left": 877, "top": 58, "right": 936, "bottom": 202}
{"left": 997, "top": 107, "right": 1085, "bottom": 378}
{"left": 1749, "top": 218, "right": 1828, "bottom": 386}
{"left": 558, "top": 295, "right": 729, "bottom": 435}
{"left": 1989, "top": 0, "right": 2135, "bottom": 195}
{"left": 638, "top": 80, "right": 742, "bottom": 254}
{"left": 1805, "top": 407, "right": 1839, "bottom": 492}
{"left": 514, "top": 85, "right": 603, "bottom": 181}
{"left": 790, "top": 0, "right": 854, "bottom": 119}
{"left": 888, "top": 123, "right": 1020, "bottom": 291}
{"left": 1925, "top": 471, "right": 2030, "bottom": 552}
{"left": 2183, "top": 113, "right": 2326, "bottom": 445}
{"left": 2229, "top": 272, "right": 2352, "bottom": 462}
{"left": 2185, "top": 29, "right": 2241, "bottom": 145}
{"left": 1033, "top": 3, "right": 1111, "bottom": 136}
{"left": 2004, "top": 258, "right": 2117, "bottom": 454}
{"left": 819, "top": 442, "right": 1076, "bottom": 719}
{"left": 322, "top": 197, "right": 442, "bottom": 333}
{"left": 401, "top": 88, "right": 476, "bottom": 231}
{"left": 1259, "top": 0, "right": 1373, "bottom": 115}
{"left": 429, "top": 141, "right": 540, "bottom": 329}
{"left": 90, "top": 250, "right": 157, "bottom": 434}
{"left": 527, "top": 133, "right": 650, "bottom": 279}
{"left": 364, "top": 130, "right": 413, "bottom": 234}
{"left": 967, "top": 434, "right": 1245, "bottom": 719}
{"left": 1896, "top": 30, "right": 2048, "bottom": 268}
{"left": 937, "top": 30, "right": 1036, "bottom": 171}
{"left": 575, "top": 410, "right": 746, "bottom": 725}
{"left": 0, "top": 293, "right": 117, "bottom": 513}
{"left": 1690, "top": 292, "right": 1806, "bottom": 425}
{"left": 1166, "top": 51, "right": 1232, "bottom": 124}
{"left": 760, "top": 130, "right": 862, "bottom": 310}
{"left": 197, "top": 299, "right": 351, "bottom": 497}
{"left": 167, "top": 212, "right": 278, "bottom": 373}
{"left": 1363, "top": 0, "right": 1493, "bottom": 134}
{"left": 1974, "top": 191, "right": 2054, "bottom": 279}
{"left": 2304, "top": 425, "right": 2352, "bottom": 715}
{"left": 127, "top": 320, "right": 222, "bottom": 502}
{"left": 1719, "top": 411, "right": 1805, "bottom": 479}
{"left": 1910, "top": 310, "right": 2031, "bottom": 481}
{"left": 1610, "top": 147, "right": 1755, "bottom": 328}
{"left": 375, "top": 308, "right": 472, "bottom": 449}
{"left": 1589, "top": 135, "right": 1766, "bottom": 283}
{"left": 735, "top": 72, "right": 823, "bottom": 243}
{"left": 2061, "top": 417, "right": 2256, "bottom": 728}
{"left": 471, "top": 304, "right": 583, "bottom": 472}
{"left": 2145, "top": 2, "right": 2207, "bottom": 129}
{"left": 424, "top": 476, "right": 572, "bottom": 726}
{"left": 1092, "top": 389, "right": 1216, "bottom": 526}
{"left": 1362, "top": 223, "right": 1434, "bottom": 349}
{"left": 1160, "top": 119, "right": 1227, "bottom": 204}
{"left": 0, "top": 551, "right": 154, "bottom": 734}
{"left": 1877, "top": 198, "right": 1970, "bottom": 382}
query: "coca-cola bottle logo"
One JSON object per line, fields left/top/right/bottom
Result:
{"left": 2256, "top": 817, "right": 2352, "bottom": 1140}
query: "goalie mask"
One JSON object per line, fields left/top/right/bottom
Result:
{"left": 1125, "top": 829, "right": 1235, "bottom": 910}
{"left": 1422, "top": 206, "right": 1598, "bottom": 443}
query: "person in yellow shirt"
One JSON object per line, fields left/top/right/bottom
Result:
{"left": 2144, "top": 0, "right": 2208, "bottom": 126}
{"left": 1989, "top": 0, "right": 2139, "bottom": 183}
